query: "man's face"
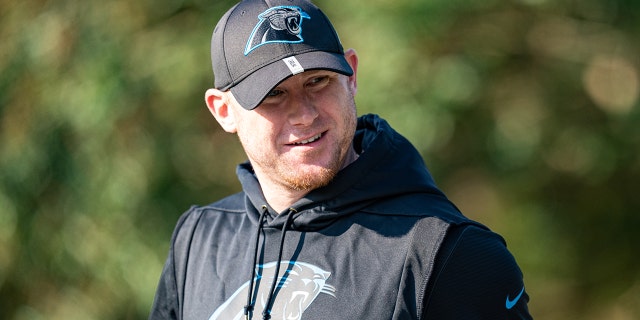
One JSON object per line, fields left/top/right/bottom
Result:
{"left": 230, "top": 68, "right": 358, "bottom": 192}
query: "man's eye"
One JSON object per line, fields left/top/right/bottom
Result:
{"left": 309, "top": 76, "right": 329, "bottom": 86}
{"left": 266, "top": 89, "right": 283, "bottom": 97}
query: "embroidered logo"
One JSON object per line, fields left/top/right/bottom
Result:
{"left": 505, "top": 285, "right": 525, "bottom": 310}
{"left": 209, "top": 261, "right": 335, "bottom": 320}
{"left": 244, "top": 6, "right": 311, "bottom": 55}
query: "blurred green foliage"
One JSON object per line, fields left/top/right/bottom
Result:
{"left": 1, "top": 0, "right": 639, "bottom": 319}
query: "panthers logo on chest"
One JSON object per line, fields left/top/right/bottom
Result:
{"left": 209, "top": 261, "right": 335, "bottom": 320}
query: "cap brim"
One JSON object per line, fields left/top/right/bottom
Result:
{"left": 230, "top": 51, "right": 353, "bottom": 110}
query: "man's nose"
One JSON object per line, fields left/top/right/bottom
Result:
{"left": 288, "top": 94, "right": 318, "bottom": 126}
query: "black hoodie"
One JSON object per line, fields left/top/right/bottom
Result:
{"left": 149, "top": 114, "right": 532, "bottom": 319}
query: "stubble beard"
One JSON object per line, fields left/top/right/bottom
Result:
{"left": 279, "top": 124, "right": 356, "bottom": 192}
{"left": 244, "top": 124, "right": 354, "bottom": 193}
{"left": 248, "top": 139, "right": 347, "bottom": 193}
{"left": 279, "top": 149, "right": 342, "bottom": 191}
{"left": 245, "top": 96, "right": 358, "bottom": 193}
{"left": 282, "top": 101, "right": 357, "bottom": 192}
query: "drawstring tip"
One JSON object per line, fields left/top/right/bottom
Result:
{"left": 244, "top": 305, "right": 254, "bottom": 319}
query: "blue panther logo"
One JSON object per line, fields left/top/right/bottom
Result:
{"left": 209, "top": 261, "right": 335, "bottom": 320}
{"left": 244, "top": 6, "right": 311, "bottom": 55}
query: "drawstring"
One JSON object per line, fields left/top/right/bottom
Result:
{"left": 244, "top": 205, "right": 268, "bottom": 320}
{"left": 262, "top": 208, "right": 296, "bottom": 320}
{"left": 244, "top": 206, "right": 297, "bottom": 320}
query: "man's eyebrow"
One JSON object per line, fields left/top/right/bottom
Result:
{"left": 306, "top": 69, "right": 332, "bottom": 75}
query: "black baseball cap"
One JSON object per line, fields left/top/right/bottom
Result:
{"left": 211, "top": 0, "right": 354, "bottom": 110}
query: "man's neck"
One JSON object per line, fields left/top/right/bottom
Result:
{"left": 261, "top": 183, "right": 308, "bottom": 214}
{"left": 257, "top": 147, "right": 360, "bottom": 214}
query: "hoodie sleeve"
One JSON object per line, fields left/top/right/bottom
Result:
{"left": 149, "top": 208, "right": 196, "bottom": 320}
{"left": 148, "top": 249, "right": 179, "bottom": 320}
{"left": 422, "top": 224, "right": 533, "bottom": 319}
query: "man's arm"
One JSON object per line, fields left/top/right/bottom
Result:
{"left": 149, "top": 209, "right": 197, "bottom": 320}
{"left": 422, "top": 224, "right": 533, "bottom": 319}
{"left": 149, "top": 245, "right": 180, "bottom": 320}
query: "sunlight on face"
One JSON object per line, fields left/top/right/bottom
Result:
{"left": 231, "top": 70, "right": 357, "bottom": 192}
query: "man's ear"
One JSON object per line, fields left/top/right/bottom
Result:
{"left": 205, "top": 88, "right": 237, "bottom": 133}
{"left": 344, "top": 48, "right": 359, "bottom": 96}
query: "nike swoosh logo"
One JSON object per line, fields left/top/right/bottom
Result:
{"left": 505, "top": 286, "right": 525, "bottom": 310}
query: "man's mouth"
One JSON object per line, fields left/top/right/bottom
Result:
{"left": 291, "top": 133, "right": 323, "bottom": 145}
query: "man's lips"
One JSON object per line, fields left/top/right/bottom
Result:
{"left": 287, "top": 132, "right": 324, "bottom": 145}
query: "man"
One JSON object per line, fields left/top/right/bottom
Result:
{"left": 149, "top": 0, "right": 533, "bottom": 319}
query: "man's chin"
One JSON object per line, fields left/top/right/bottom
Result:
{"left": 281, "top": 165, "right": 338, "bottom": 192}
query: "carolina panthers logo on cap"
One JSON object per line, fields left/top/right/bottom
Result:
{"left": 244, "top": 6, "right": 311, "bottom": 55}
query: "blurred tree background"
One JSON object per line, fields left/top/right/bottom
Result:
{"left": 1, "top": 0, "right": 639, "bottom": 319}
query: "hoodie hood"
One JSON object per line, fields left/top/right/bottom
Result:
{"left": 237, "top": 114, "right": 453, "bottom": 230}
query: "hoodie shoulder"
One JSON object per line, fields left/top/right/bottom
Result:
{"left": 361, "top": 192, "right": 474, "bottom": 226}
{"left": 172, "top": 192, "right": 247, "bottom": 241}
{"left": 170, "top": 191, "right": 249, "bottom": 269}
{"left": 202, "top": 191, "right": 247, "bottom": 213}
